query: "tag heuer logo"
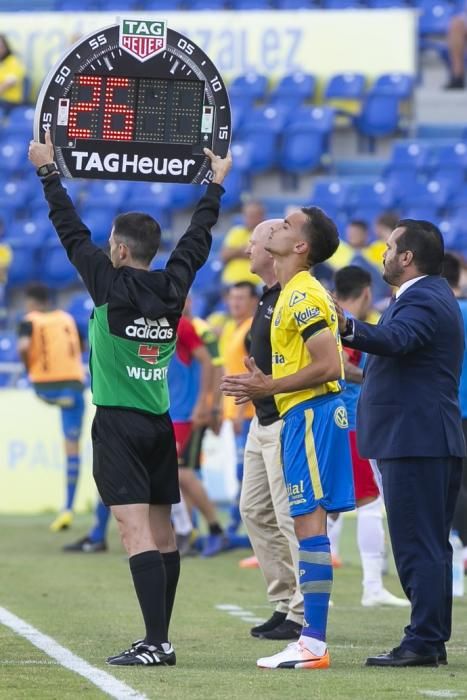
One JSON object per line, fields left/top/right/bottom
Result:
{"left": 138, "top": 344, "right": 160, "bottom": 365}
{"left": 119, "top": 18, "right": 167, "bottom": 62}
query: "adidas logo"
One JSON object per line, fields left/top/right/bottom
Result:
{"left": 125, "top": 316, "right": 174, "bottom": 340}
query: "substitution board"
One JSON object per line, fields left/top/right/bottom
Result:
{"left": 34, "top": 18, "right": 231, "bottom": 183}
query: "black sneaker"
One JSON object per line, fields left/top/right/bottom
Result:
{"left": 63, "top": 536, "right": 107, "bottom": 553}
{"left": 260, "top": 619, "right": 302, "bottom": 640}
{"left": 107, "top": 639, "right": 145, "bottom": 663}
{"left": 107, "top": 642, "right": 176, "bottom": 666}
{"left": 250, "top": 611, "right": 286, "bottom": 638}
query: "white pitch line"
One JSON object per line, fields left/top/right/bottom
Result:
{"left": 0, "top": 606, "right": 147, "bottom": 700}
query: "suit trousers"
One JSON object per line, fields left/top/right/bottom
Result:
{"left": 379, "top": 456, "right": 463, "bottom": 656}
{"left": 240, "top": 416, "right": 303, "bottom": 624}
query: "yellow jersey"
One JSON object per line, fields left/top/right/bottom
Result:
{"left": 271, "top": 270, "right": 344, "bottom": 416}
{"left": 23, "top": 310, "right": 84, "bottom": 385}
{"left": 219, "top": 317, "right": 255, "bottom": 420}
{"left": 221, "top": 225, "right": 261, "bottom": 286}
{"left": 0, "top": 54, "right": 26, "bottom": 104}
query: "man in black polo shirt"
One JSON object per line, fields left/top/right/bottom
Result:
{"left": 240, "top": 219, "right": 303, "bottom": 640}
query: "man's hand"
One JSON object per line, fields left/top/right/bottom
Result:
{"left": 28, "top": 129, "right": 55, "bottom": 169}
{"left": 203, "top": 147, "right": 232, "bottom": 185}
{"left": 221, "top": 357, "right": 274, "bottom": 404}
{"left": 332, "top": 295, "right": 349, "bottom": 335}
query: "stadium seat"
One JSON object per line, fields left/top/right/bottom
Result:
{"left": 0, "top": 139, "right": 27, "bottom": 174}
{"left": 289, "top": 106, "right": 335, "bottom": 132}
{"left": 381, "top": 167, "right": 420, "bottom": 206}
{"left": 229, "top": 73, "right": 268, "bottom": 103}
{"left": 3, "top": 106, "right": 35, "bottom": 137}
{"left": 311, "top": 180, "right": 350, "bottom": 210}
{"left": 0, "top": 332, "right": 19, "bottom": 362}
{"left": 0, "top": 180, "right": 30, "bottom": 218}
{"left": 191, "top": 257, "right": 223, "bottom": 297}
{"left": 354, "top": 92, "right": 401, "bottom": 141}
{"left": 278, "top": 124, "right": 328, "bottom": 174}
{"left": 397, "top": 179, "right": 451, "bottom": 210}
{"left": 67, "top": 292, "right": 94, "bottom": 339}
{"left": 234, "top": 130, "right": 277, "bottom": 173}
{"left": 220, "top": 167, "right": 245, "bottom": 210}
{"left": 165, "top": 183, "right": 203, "bottom": 210}
{"left": 240, "top": 105, "right": 289, "bottom": 135}
{"left": 431, "top": 141, "right": 467, "bottom": 170}
{"left": 322, "top": 0, "right": 360, "bottom": 6}
{"left": 373, "top": 73, "right": 415, "bottom": 99}
{"left": 80, "top": 207, "right": 113, "bottom": 248}
{"left": 348, "top": 180, "right": 396, "bottom": 211}
{"left": 447, "top": 184, "right": 467, "bottom": 209}
{"left": 418, "top": 0, "right": 455, "bottom": 36}
{"left": 151, "top": 252, "right": 170, "bottom": 271}
{"left": 231, "top": 96, "right": 251, "bottom": 132}
{"left": 85, "top": 180, "right": 130, "bottom": 210}
{"left": 189, "top": 0, "right": 225, "bottom": 7}
{"left": 269, "top": 72, "right": 316, "bottom": 107}
{"left": 389, "top": 140, "right": 432, "bottom": 170}
{"left": 7, "top": 219, "right": 53, "bottom": 248}
{"left": 230, "top": 0, "right": 271, "bottom": 8}
{"left": 98, "top": 0, "right": 138, "bottom": 8}
{"left": 6, "top": 244, "right": 39, "bottom": 287}
{"left": 276, "top": 0, "right": 314, "bottom": 7}
{"left": 230, "top": 142, "right": 254, "bottom": 172}
{"left": 39, "top": 241, "right": 78, "bottom": 288}
{"left": 140, "top": 0, "right": 181, "bottom": 8}
{"left": 55, "top": 0, "right": 99, "bottom": 8}
{"left": 367, "top": 0, "right": 407, "bottom": 6}
{"left": 325, "top": 72, "right": 366, "bottom": 100}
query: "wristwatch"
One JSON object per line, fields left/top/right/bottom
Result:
{"left": 342, "top": 317, "right": 354, "bottom": 337}
{"left": 36, "top": 162, "right": 58, "bottom": 178}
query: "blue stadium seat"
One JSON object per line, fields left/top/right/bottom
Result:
{"left": 7, "top": 219, "right": 53, "bottom": 248}
{"left": 354, "top": 92, "right": 401, "bottom": 140}
{"left": 323, "top": 0, "right": 360, "bottom": 6}
{"left": 67, "top": 292, "right": 94, "bottom": 339}
{"left": 230, "top": 142, "right": 254, "bottom": 172}
{"left": 188, "top": 0, "right": 225, "bottom": 8}
{"left": 430, "top": 166, "right": 465, "bottom": 192}
{"left": 382, "top": 167, "right": 420, "bottom": 206}
{"left": 39, "top": 242, "right": 78, "bottom": 288}
{"left": 240, "top": 105, "right": 289, "bottom": 134}
{"left": 397, "top": 179, "right": 451, "bottom": 209}
{"left": 98, "top": 0, "right": 138, "bottom": 8}
{"left": 3, "top": 106, "right": 35, "bottom": 137}
{"left": 191, "top": 257, "right": 223, "bottom": 296}
{"left": 231, "top": 96, "right": 251, "bottom": 132}
{"left": 348, "top": 180, "right": 396, "bottom": 211}
{"left": 6, "top": 244, "right": 39, "bottom": 287}
{"left": 151, "top": 252, "right": 170, "bottom": 271}
{"left": 229, "top": 73, "right": 268, "bottom": 103}
{"left": 373, "top": 73, "right": 415, "bottom": 99}
{"left": 0, "top": 180, "right": 30, "bottom": 218}
{"left": 0, "top": 332, "right": 19, "bottom": 362}
{"left": 347, "top": 207, "right": 381, "bottom": 226}
{"left": 418, "top": 0, "right": 455, "bottom": 36}
{"left": 289, "top": 106, "right": 335, "bottom": 132}
{"left": 269, "top": 72, "right": 316, "bottom": 106}
{"left": 447, "top": 184, "right": 467, "bottom": 209}
{"left": 431, "top": 141, "right": 467, "bottom": 170}
{"left": 0, "top": 139, "right": 27, "bottom": 174}
{"left": 367, "top": 0, "right": 407, "bottom": 6}
{"left": 311, "top": 180, "right": 350, "bottom": 210}
{"left": 276, "top": 0, "right": 314, "bottom": 6}
{"left": 325, "top": 72, "right": 366, "bottom": 100}
{"left": 231, "top": 0, "right": 271, "bottom": 8}
{"left": 389, "top": 141, "right": 432, "bottom": 170}
{"left": 80, "top": 207, "right": 113, "bottom": 248}
{"left": 55, "top": 0, "right": 98, "bottom": 8}
{"left": 402, "top": 205, "right": 439, "bottom": 221}
{"left": 220, "top": 168, "right": 245, "bottom": 210}
{"left": 278, "top": 125, "right": 327, "bottom": 174}
{"left": 234, "top": 130, "right": 277, "bottom": 173}
{"left": 140, "top": 0, "right": 181, "bottom": 7}
{"left": 165, "top": 183, "right": 202, "bottom": 210}
{"left": 85, "top": 180, "right": 130, "bottom": 209}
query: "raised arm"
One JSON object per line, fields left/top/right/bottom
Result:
{"left": 28, "top": 131, "right": 115, "bottom": 305}
{"left": 164, "top": 148, "right": 232, "bottom": 300}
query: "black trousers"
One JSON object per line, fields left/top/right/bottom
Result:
{"left": 452, "top": 419, "right": 467, "bottom": 544}
{"left": 379, "top": 456, "right": 463, "bottom": 656}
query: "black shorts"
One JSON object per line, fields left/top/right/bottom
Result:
{"left": 92, "top": 406, "right": 180, "bottom": 507}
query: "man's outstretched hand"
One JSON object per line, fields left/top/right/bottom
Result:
{"left": 203, "top": 147, "right": 232, "bottom": 185}
{"left": 221, "top": 356, "right": 275, "bottom": 404}
{"left": 28, "top": 129, "right": 55, "bottom": 169}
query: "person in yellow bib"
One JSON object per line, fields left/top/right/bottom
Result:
{"left": 0, "top": 35, "right": 26, "bottom": 107}
{"left": 220, "top": 201, "right": 264, "bottom": 286}
{"left": 17, "top": 284, "right": 85, "bottom": 532}
{"left": 222, "top": 208, "right": 355, "bottom": 670}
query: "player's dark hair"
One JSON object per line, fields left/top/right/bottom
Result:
{"left": 334, "top": 265, "right": 372, "bottom": 300}
{"left": 113, "top": 212, "right": 161, "bottom": 265}
{"left": 229, "top": 281, "right": 259, "bottom": 297}
{"left": 348, "top": 219, "right": 368, "bottom": 231}
{"left": 441, "top": 252, "right": 461, "bottom": 289}
{"left": 396, "top": 219, "right": 444, "bottom": 275}
{"left": 301, "top": 206, "right": 339, "bottom": 266}
{"left": 0, "top": 35, "right": 12, "bottom": 59}
{"left": 25, "top": 283, "right": 50, "bottom": 305}
{"left": 375, "top": 212, "right": 399, "bottom": 230}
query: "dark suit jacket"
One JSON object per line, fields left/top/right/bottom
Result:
{"left": 344, "top": 275, "right": 466, "bottom": 459}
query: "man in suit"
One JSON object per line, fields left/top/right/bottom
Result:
{"left": 338, "top": 219, "right": 465, "bottom": 668}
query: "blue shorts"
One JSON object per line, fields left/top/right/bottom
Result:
{"left": 281, "top": 394, "right": 355, "bottom": 518}
{"left": 35, "top": 387, "right": 85, "bottom": 441}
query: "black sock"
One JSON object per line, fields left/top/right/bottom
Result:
{"left": 129, "top": 550, "right": 167, "bottom": 647}
{"left": 162, "top": 550, "right": 180, "bottom": 631}
{"left": 208, "top": 522, "right": 223, "bottom": 536}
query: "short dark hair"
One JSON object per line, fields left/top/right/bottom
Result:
{"left": 334, "top": 265, "right": 372, "bottom": 300}
{"left": 229, "top": 281, "right": 258, "bottom": 297}
{"left": 375, "top": 212, "right": 399, "bottom": 230}
{"left": 395, "top": 219, "right": 444, "bottom": 275}
{"left": 441, "top": 252, "right": 461, "bottom": 289}
{"left": 25, "top": 283, "right": 50, "bottom": 305}
{"left": 113, "top": 212, "right": 161, "bottom": 265}
{"left": 301, "top": 206, "right": 339, "bottom": 266}
{"left": 348, "top": 219, "right": 369, "bottom": 231}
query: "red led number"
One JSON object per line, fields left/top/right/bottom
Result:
{"left": 68, "top": 75, "right": 102, "bottom": 139}
{"left": 102, "top": 77, "right": 135, "bottom": 141}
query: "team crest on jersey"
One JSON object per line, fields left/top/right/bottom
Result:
{"left": 138, "top": 344, "right": 160, "bottom": 365}
{"left": 334, "top": 406, "right": 349, "bottom": 429}
{"left": 289, "top": 290, "right": 306, "bottom": 307}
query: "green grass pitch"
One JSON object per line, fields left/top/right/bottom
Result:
{"left": 0, "top": 513, "right": 466, "bottom": 699}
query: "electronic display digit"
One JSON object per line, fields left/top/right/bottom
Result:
{"left": 34, "top": 19, "right": 231, "bottom": 184}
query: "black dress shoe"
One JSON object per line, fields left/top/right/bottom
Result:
{"left": 250, "top": 612, "right": 286, "bottom": 638}
{"left": 366, "top": 647, "right": 439, "bottom": 667}
{"left": 260, "top": 619, "right": 302, "bottom": 640}
{"left": 438, "top": 653, "right": 448, "bottom": 665}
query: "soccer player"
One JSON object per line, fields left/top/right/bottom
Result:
{"left": 28, "top": 130, "right": 231, "bottom": 667}
{"left": 17, "top": 283, "right": 85, "bottom": 532}
{"left": 334, "top": 265, "right": 409, "bottom": 608}
{"left": 222, "top": 208, "right": 355, "bottom": 670}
